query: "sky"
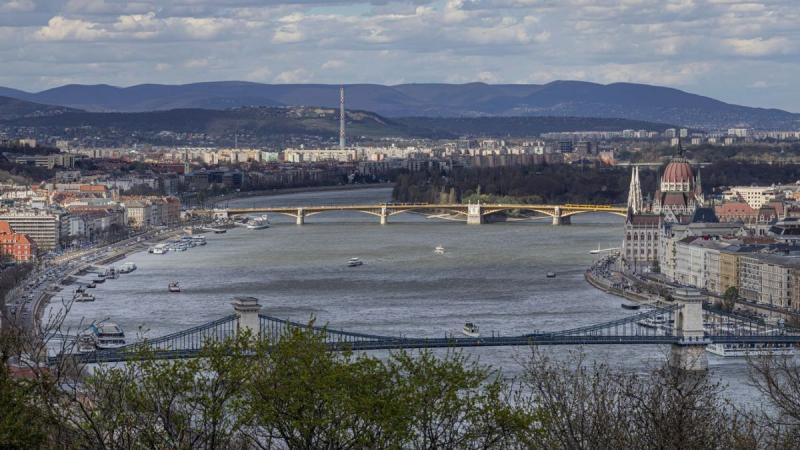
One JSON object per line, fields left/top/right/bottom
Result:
{"left": 0, "top": 0, "right": 799, "bottom": 112}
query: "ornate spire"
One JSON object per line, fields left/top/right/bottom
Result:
{"left": 627, "top": 166, "right": 643, "bottom": 214}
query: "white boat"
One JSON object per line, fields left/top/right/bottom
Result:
{"left": 589, "top": 244, "right": 601, "bottom": 255}
{"left": 546, "top": 272, "right": 556, "bottom": 278}
{"left": 169, "top": 281, "right": 181, "bottom": 293}
{"left": 74, "top": 292, "right": 95, "bottom": 302}
{"left": 462, "top": 322, "right": 480, "bottom": 338}
{"left": 434, "top": 245, "right": 445, "bottom": 254}
{"left": 637, "top": 315, "right": 668, "bottom": 329}
{"left": 706, "top": 342, "right": 796, "bottom": 357}
{"left": 347, "top": 257, "right": 364, "bottom": 267}
{"left": 78, "top": 321, "right": 126, "bottom": 351}
{"left": 118, "top": 262, "right": 137, "bottom": 274}
{"left": 246, "top": 215, "right": 270, "bottom": 230}
{"left": 151, "top": 244, "right": 168, "bottom": 255}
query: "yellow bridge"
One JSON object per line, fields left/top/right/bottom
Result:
{"left": 203, "top": 203, "right": 627, "bottom": 225}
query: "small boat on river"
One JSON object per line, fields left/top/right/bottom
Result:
{"left": 462, "top": 322, "right": 480, "bottom": 338}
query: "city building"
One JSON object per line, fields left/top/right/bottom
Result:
{"left": 0, "top": 220, "right": 35, "bottom": 262}
{"left": 0, "top": 209, "right": 62, "bottom": 250}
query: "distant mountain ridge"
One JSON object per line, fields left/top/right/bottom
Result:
{"left": 0, "top": 96, "right": 80, "bottom": 121}
{"left": 1, "top": 81, "right": 797, "bottom": 130}
{"left": 0, "top": 104, "right": 676, "bottom": 141}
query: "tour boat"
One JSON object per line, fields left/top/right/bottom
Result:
{"left": 78, "top": 321, "right": 126, "bottom": 351}
{"left": 706, "top": 342, "right": 796, "bottom": 357}
{"left": 246, "top": 215, "right": 270, "bottom": 230}
{"left": 546, "top": 272, "right": 557, "bottom": 278}
{"left": 434, "top": 245, "right": 445, "bottom": 254}
{"left": 168, "top": 281, "right": 181, "bottom": 293}
{"left": 621, "top": 303, "right": 641, "bottom": 310}
{"left": 462, "top": 322, "right": 480, "bottom": 338}
{"left": 347, "top": 257, "right": 364, "bottom": 267}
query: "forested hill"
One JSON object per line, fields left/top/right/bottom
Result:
{"left": 392, "top": 162, "right": 800, "bottom": 205}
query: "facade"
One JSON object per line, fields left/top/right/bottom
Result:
{"left": 0, "top": 220, "right": 35, "bottom": 262}
{"left": 0, "top": 209, "right": 62, "bottom": 250}
{"left": 623, "top": 213, "right": 661, "bottom": 270}
{"left": 724, "top": 186, "right": 776, "bottom": 209}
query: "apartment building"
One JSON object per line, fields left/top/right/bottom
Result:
{"left": 0, "top": 209, "right": 62, "bottom": 250}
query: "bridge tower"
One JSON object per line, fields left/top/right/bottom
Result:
{"left": 669, "top": 288, "right": 709, "bottom": 372}
{"left": 296, "top": 208, "right": 305, "bottom": 225}
{"left": 231, "top": 296, "right": 262, "bottom": 338}
{"left": 467, "top": 202, "right": 483, "bottom": 225}
{"left": 551, "top": 207, "right": 571, "bottom": 225}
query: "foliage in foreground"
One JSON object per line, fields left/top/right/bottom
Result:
{"left": 3, "top": 328, "right": 800, "bottom": 449}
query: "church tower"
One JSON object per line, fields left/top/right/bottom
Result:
{"left": 627, "top": 166, "right": 643, "bottom": 214}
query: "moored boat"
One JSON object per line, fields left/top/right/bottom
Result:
{"left": 78, "top": 321, "right": 126, "bottom": 351}
{"left": 246, "top": 215, "right": 270, "bottom": 230}
{"left": 74, "top": 292, "right": 96, "bottom": 302}
{"left": 621, "top": 303, "right": 641, "bottom": 310}
{"left": 706, "top": 342, "right": 795, "bottom": 357}
{"left": 462, "top": 322, "right": 480, "bottom": 338}
{"left": 347, "top": 257, "right": 364, "bottom": 267}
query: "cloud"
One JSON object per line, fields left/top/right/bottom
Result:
{"left": 321, "top": 60, "right": 345, "bottom": 70}
{"left": 36, "top": 16, "right": 107, "bottom": 41}
{"left": 724, "top": 37, "right": 792, "bottom": 57}
{"left": 274, "top": 68, "right": 312, "bottom": 83}
{"left": 0, "top": 0, "right": 35, "bottom": 13}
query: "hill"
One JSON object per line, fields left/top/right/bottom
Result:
{"left": 0, "top": 106, "right": 676, "bottom": 141}
{"left": 0, "top": 96, "right": 80, "bottom": 121}
{"left": 1, "top": 81, "right": 797, "bottom": 129}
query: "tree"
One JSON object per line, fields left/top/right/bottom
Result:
{"left": 722, "top": 287, "right": 739, "bottom": 312}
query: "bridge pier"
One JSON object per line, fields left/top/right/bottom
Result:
{"left": 380, "top": 206, "right": 388, "bottom": 225}
{"left": 551, "top": 207, "right": 571, "bottom": 225}
{"left": 467, "top": 203, "right": 483, "bottom": 225}
{"left": 669, "top": 289, "right": 709, "bottom": 372}
{"left": 296, "top": 208, "right": 305, "bottom": 225}
{"left": 231, "top": 296, "right": 262, "bottom": 338}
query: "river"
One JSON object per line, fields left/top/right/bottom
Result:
{"left": 52, "top": 186, "right": 760, "bottom": 405}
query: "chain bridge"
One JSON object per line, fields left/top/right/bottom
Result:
{"left": 55, "top": 293, "right": 800, "bottom": 372}
{"left": 197, "top": 202, "right": 627, "bottom": 225}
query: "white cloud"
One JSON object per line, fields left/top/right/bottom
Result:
{"left": 321, "top": 60, "right": 345, "bottom": 70}
{"left": 36, "top": 16, "right": 107, "bottom": 41}
{"left": 274, "top": 68, "right": 312, "bottom": 83}
{"left": 0, "top": 0, "right": 34, "bottom": 13}
{"left": 724, "top": 37, "right": 792, "bottom": 56}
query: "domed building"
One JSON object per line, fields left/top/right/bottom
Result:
{"left": 651, "top": 154, "right": 704, "bottom": 222}
{"left": 622, "top": 145, "right": 706, "bottom": 272}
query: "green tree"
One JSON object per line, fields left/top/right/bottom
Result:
{"left": 722, "top": 286, "right": 738, "bottom": 312}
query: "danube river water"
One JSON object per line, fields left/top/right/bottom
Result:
{"left": 53, "top": 187, "right": 760, "bottom": 404}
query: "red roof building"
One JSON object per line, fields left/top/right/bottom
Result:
{"left": 0, "top": 220, "right": 36, "bottom": 262}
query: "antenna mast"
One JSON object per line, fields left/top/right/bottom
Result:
{"left": 339, "top": 86, "right": 346, "bottom": 150}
